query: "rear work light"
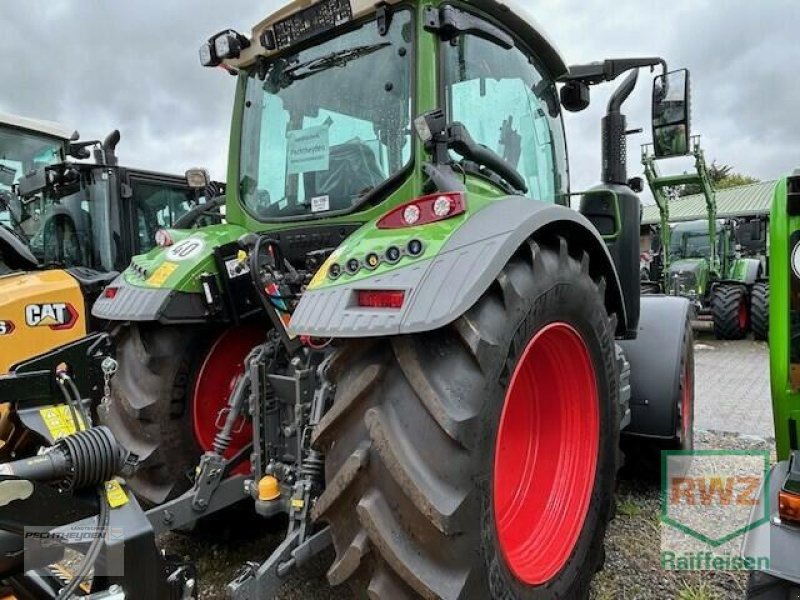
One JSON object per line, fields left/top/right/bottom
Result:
{"left": 357, "top": 290, "right": 405, "bottom": 309}
{"left": 377, "top": 192, "right": 466, "bottom": 229}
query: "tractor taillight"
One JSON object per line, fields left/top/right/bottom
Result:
{"left": 377, "top": 192, "right": 466, "bottom": 229}
{"left": 779, "top": 489, "right": 800, "bottom": 524}
{"left": 103, "top": 287, "right": 119, "bottom": 299}
{"left": 357, "top": 290, "right": 405, "bottom": 309}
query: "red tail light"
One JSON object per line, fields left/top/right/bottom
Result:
{"left": 357, "top": 290, "right": 405, "bottom": 309}
{"left": 103, "top": 287, "right": 119, "bottom": 299}
{"left": 377, "top": 192, "right": 466, "bottom": 229}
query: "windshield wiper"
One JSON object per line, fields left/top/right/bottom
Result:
{"left": 284, "top": 42, "right": 392, "bottom": 81}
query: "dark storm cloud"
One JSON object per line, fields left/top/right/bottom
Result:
{"left": 1, "top": 0, "right": 798, "bottom": 191}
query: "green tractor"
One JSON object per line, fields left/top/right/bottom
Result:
{"left": 0, "top": 1, "right": 696, "bottom": 597}
{"left": 643, "top": 138, "right": 767, "bottom": 339}
{"left": 742, "top": 173, "right": 800, "bottom": 597}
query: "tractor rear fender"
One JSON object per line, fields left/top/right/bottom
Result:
{"left": 742, "top": 458, "right": 800, "bottom": 583}
{"left": 738, "top": 258, "right": 763, "bottom": 286}
{"left": 618, "top": 295, "right": 691, "bottom": 439}
{"left": 290, "top": 197, "right": 628, "bottom": 338}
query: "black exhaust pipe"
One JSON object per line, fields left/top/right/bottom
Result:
{"left": 101, "top": 129, "right": 121, "bottom": 166}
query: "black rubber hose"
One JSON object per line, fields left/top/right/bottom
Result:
{"left": 57, "top": 485, "right": 110, "bottom": 599}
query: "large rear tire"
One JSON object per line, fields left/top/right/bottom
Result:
{"left": 711, "top": 284, "right": 750, "bottom": 340}
{"left": 312, "top": 239, "right": 620, "bottom": 599}
{"left": 751, "top": 281, "right": 769, "bottom": 342}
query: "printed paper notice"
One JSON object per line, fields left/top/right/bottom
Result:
{"left": 287, "top": 126, "right": 330, "bottom": 175}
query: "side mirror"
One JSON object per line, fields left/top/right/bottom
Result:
{"left": 560, "top": 80, "right": 590, "bottom": 113}
{"left": 185, "top": 168, "right": 210, "bottom": 190}
{"left": 652, "top": 69, "right": 691, "bottom": 158}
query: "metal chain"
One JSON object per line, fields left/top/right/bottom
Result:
{"left": 101, "top": 357, "right": 118, "bottom": 404}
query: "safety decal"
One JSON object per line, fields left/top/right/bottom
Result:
{"left": 25, "top": 303, "right": 78, "bottom": 330}
{"left": 104, "top": 480, "right": 130, "bottom": 508}
{"left": 39, "top": 405, "right": 83, "bottom": 439}
{"left": 147, "top": 262, "right": 179, "bottom": 287}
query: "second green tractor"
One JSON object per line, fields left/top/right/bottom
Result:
{"left": 643, "top": 138, "right": 769, "bottom": 340}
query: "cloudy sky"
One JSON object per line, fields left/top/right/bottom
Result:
{"left": 2, "top": 0, "right": 798, "bottom": 202}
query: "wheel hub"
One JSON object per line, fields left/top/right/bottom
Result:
{"left": 193, "top": 327, "right": 262, "bottom": 474}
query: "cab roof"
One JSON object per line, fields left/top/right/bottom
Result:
{"left": 0, "top": 111, "right": 74, "bottom": 141}
{"left": 234, "top": 0, "right": 569, "bottom": 79}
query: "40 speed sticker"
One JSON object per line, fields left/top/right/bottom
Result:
{"left": 0, "top": 320, "right": 14, "bottom": 335}
{"left": 165, "top": 237, "right": 205, "bottom": 261}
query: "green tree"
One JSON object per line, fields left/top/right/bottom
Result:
{"left": 679, "top": 161, "right": 759, "bottom": 196}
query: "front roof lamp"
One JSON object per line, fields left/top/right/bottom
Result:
{"left": 200, "top": 29, "right": 251, "bottom": 68}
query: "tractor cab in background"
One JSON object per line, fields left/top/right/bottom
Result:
{"left": 0, "top": 128, "right": 223, "bottom": 373}
{"left": 0, "top": 112, "right": 76, "bottom": 273}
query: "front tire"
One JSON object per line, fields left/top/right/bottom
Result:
{"left": 711, "top": 284, "right": 750, "bottom": 340}
{"left": 313, "top": 238, "right": 620, "bottom": 599}
{"left": 751, "top": 281, "right": 769, "bottom": 341}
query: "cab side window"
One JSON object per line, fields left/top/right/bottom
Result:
{"left": 442, "top": 30, "right": 568, "bottom": 203}
{"left": 131, "top": 181, "right": 196, "bottom": 253}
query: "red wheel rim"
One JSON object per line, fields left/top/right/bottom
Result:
{"left": 193, "top": 327, "right": 262, "bottom": 475}
{"left": 681, "top": 361, "right": 692, "bottom": 442}
{"left": 738, "top": 296, "right": 749, "bottom": 330}
{"left": 493, "top": 322, "right": 600, "bottom": 585}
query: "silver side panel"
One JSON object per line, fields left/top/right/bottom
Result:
{"left": 743, "top": 461, "right": 800, "bottom": 585}
{"left": 92, "top": 276, "right": 171, "bottom": 321}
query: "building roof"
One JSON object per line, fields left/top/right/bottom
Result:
{"left": 641, "top": 180, "right": 776, "bottom": 226}
{"left": 0, "top": 111, "right": 74, "bottom": 141}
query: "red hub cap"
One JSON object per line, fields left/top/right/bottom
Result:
{"left": 193, "top": 327, "right": 262, "bottom": 474}
{"left": 738, "top": 296, "right": 749, "bottom": 331}
{"left": 493, "top": 323, "right": 600, "bottom": 585}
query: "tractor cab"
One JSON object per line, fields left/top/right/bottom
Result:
{"left": 0, "top": 112, "right": 74, "bottom": 273}
{"left": 0, "top": 132, "right": 222, "bottom": 374}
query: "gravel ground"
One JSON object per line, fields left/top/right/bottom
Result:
{"left": 591, "top": 430, "right": 774, "bottom": 600}
{"left": 161, "top": 431, "right": 773, "bottom": 600}
{"left": 161, "top": 336, "right": 774, "bottom": 599}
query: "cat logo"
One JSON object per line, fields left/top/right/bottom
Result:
{"left": 25, "top": 303, "right": 78, "bottom": 330}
